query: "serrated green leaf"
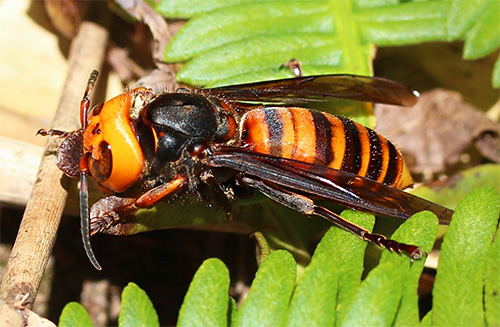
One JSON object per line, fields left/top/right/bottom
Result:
{"left": 154, "top": 0, "right": 337, "bottom": 19}
{"left": 463, "top": 1, "right": 500, "bottom": 59}
{"left": 178, "top": 258, "right": 230, "bottom": 327}
{"left": 164, "top": 2, "right": 332, "bottom": 61}
{"left": 353, "top": 0, "right": 399, "bottom": 10}
{"left": 355, "top": 1, "right": 450, "bottom": 23}
{"left": 157, "top": 0, "right": 498, "bottom": 90}
{"left": 447, "top": 0, "right": 489, "bottom": 40}
{"left": 485, "top": 218, "right": 500, "bottom": 327}
{"left": 379, "top": 211, "right": 439, "bottom": 327}
{"left": 420, "top": 310, "right": 432, "bottom": 327}
{"left": 285, "top": 210, "right": 377, "bottom": 326}
{"left": 162, "top": 0, "right": 376, "bottom": 87}
{"left": 355, "top": 1, "right": 450, "bottom": 45}
{"left": 119, "top": 282, "right": 159, "bottom": 327}
{"left": 176, "top": 34, "right": 343, "bottom": 87}
{"left": 341, "top": 262, "right": 402, "bottom": 327}
{"left": 332, "top": 210, "right": 375, "bottom": 325}
{"left": 59, "top": 302, "right": 93, "bottom": 327}
{"left": 154, "top": 0, "right": 252, "bottom": 18}
{"left": 228, "top": 297, "right": 238, "bottom": 327}
{"left": 284, "top": 209, "right": 435, "bottom": 327}
{"left": 431, "top": 187, "right": 500, "bottom": 326}
{"left": 285, "top": 227, "right": 341, "bottom": 327}
{"left": 358, "top": 19, "right": 448, "bottom": 46}
{"left": 235, "top": 250, "right": 296, "bottom": 327}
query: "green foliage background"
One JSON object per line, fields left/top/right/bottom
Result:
{"left": 155, "top": 0, "right": 500, "bottom": 88}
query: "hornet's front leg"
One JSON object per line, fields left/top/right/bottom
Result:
{"left": 89, "top": 175, "right": 188, "bottom": 235}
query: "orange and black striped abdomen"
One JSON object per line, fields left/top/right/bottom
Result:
{"left": 239, "top": 107, "right": 413, "bottom": 189}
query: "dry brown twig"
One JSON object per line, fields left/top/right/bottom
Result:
{"left": 0, "top": 18, "right": 109, "bottom": 326}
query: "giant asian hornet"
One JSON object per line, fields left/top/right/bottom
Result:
{"left": 39, "top": 71, "right": 453, "bottom": 270}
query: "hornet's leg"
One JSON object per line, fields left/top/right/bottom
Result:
{"left": 241, "top": 176, "right": 424, "bottom": 260}
{"left": 199, "top": 170, "right": 234, "bottom": 220}
{"left": 90, "top": 175, "right": 188, "bottom": 235}
{"left": 36, "top": 129, "right": 73, "bottom": 138}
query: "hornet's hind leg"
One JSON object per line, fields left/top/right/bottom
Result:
{"left": 240, "top": 176, "right": 424, "bottom": 261}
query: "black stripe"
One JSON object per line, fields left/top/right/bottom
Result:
{"left": 311, "top": 110, "right": 332, "bottom": 165}
{"left": 263, "top": 108, "right": 283, "bottom": 157}
{"left": 383, "top": 141, "right": 400, "bottom": 186}
{"left": 366, "top": 128, "right": 383, "bottom": 181}
{"left": 339, "top": 117, "right": 361, "bottom": 174}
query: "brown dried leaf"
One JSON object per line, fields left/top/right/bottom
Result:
{"left": 375, "top": 89, "right": 500, "bottom": 179}
{"left": 113, "top": 0, "right": 178, "bottom": 88}
{"left": 114, "top": 0, "right": 173, "bottom": 64}
{"left": 107, "top": 45, "right": 147, "bottom": 85}
{"left": 136, "top": 68, "right": 178, "bottom": 90}
{"left": 44, "top": 0, "right": 83, "bottom": 39}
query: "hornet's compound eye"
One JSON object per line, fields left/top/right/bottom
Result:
{"left": 90, "top": 141, "right": 112, "bottom": 181}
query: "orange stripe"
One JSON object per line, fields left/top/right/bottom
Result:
{"left": 376, "top": 133, "right": 389, "bottom": 183}
{"left": 276, "top": 108, "right": 295, "bottom": 159}
{"left": 325, "top": 115, "right": 345, "bottom": 170}
{"left": 289, "top": 108, "right": 317, "bottom": 164}
{"left": 353, "top": 121, "right": 371, "bottom": 177}
{"left": 240, "top": 109, "right": 270, "bottom": 154}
